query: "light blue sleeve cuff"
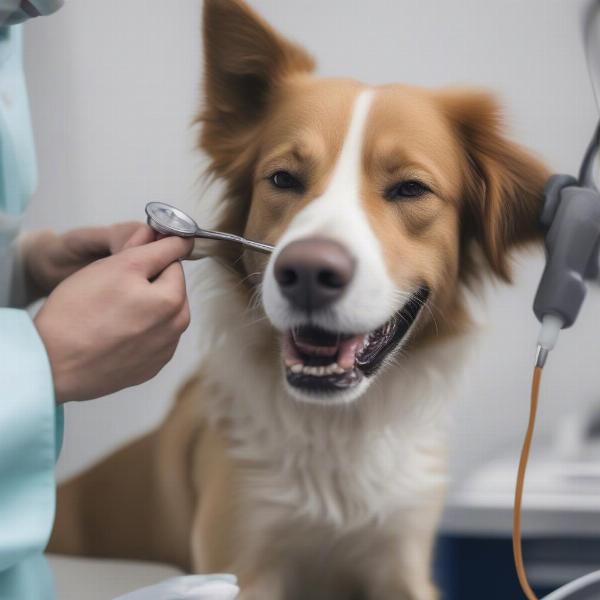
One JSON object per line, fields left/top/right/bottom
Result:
{"left": 0, "top": 308, "right": 61, "bottom": 573}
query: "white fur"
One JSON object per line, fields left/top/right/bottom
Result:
{"left": 263, "top": 90, "right": 400, "bottom": 338}
{"left": 195, "top": 264, "right": 469, "bottom": 538}
{"left": 261, "top": 89, "right": 425, "bottom": 405}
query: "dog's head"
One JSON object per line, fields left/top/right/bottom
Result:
{"left": 199, "top": 0, "right": 549, "bottom": 405}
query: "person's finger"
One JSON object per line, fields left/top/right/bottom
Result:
{"left": 63, "top": 223, "right": 149, "bottom": 259}
{"left": 172, "top": 298, "right": 191, "bottom": 334}
{"left": 123, "top": 236, "right": 193, "bottom": 278}
{"left": 120, "top": 224, "right": 157, "bottom": 251}
{"left": 153, "top": 260, "right": 187, "bottom": 303}
{"left": 64, "top": 226, "right": 113, "bottom": 258}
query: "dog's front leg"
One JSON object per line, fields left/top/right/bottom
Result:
{"left": 361, "top": 517, "right": 440, "bottom": 600}
{"left": 362, "top": 550, "right": 438, "bottom": 600}
{"left": 363, "top": 540, "right": 440, "bottom": 600}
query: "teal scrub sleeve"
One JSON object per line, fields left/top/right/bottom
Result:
{"left": 0, "top": 8, "right": 64, "bottom": 599}
{"left": 0, "top": 309, "right": 63, "bottom": 575}
{"left": 0, "top": 22, "right": 37, "bottom": 308}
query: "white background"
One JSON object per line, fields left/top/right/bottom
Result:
{"left": 21, "top": 0, "right": 600, "bottom": 490}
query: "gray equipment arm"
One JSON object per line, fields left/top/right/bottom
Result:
{"left": 533, "top": 174, "right": 600, "bottom": 328}
{"left": 533, "top": 119, "right": 600, "bottom": 336}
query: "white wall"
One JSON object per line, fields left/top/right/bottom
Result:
{"left": 22, "top": 0, "right": 600, "bottom": 484}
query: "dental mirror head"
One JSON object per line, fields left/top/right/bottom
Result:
{"left": 144, "top": 201, "right": 274, "bottom": 255}
{"left": 145, "top": 202, "right": 198, "bottom": 237}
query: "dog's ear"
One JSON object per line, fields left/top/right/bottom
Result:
{"left": 440, "top": 89, "right": 550, "bottom": 282}
{"left": 200, "top": 0, "right": 315, "bottom": 180}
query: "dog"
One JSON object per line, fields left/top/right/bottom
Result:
{"left": 49, "top": 1, "right": 550, "bottom": 598}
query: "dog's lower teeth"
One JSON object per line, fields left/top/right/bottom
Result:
{"left": 288, "top": 362, "right": 346, "bottom": 377}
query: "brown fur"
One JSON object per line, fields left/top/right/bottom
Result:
{"left": 49, "top": 2, "right": 550, "bottom": 599}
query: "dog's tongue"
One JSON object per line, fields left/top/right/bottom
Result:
{"left": 284, "top": 329, "right": 365, "bottom": 369}
{"left": 336, "top": 335, "right": 365, "bottom": 369}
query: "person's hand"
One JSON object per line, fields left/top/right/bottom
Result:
{"left": 34, "top": 235, "right": 194, "bottom": 404}
{"left": 113, "top": 574, "right": 239, "bottom": 600}
{"left": 21, "top": 222, "right": 152, "bottom": 300}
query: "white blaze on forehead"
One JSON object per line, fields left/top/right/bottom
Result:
{"left": 263, "top": 88, "right": 399, "bottom": 334}
{"left": 322, "top": 89, "right": 375, "bottom": 207}
{"left": 280, "top": 89, "right": 376, "bottom": 238}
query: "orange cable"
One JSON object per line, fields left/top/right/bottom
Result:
{"left": 512, "top": 366, "right": 543, "bottom": 600}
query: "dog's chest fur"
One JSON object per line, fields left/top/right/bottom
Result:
{"left": 196, "top": 271, "right": 465, "bottom": 532}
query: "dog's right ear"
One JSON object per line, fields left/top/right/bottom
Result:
{"left": 200, "top": 0, "right": 315, "bottom": 179}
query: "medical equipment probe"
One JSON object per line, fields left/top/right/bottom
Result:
{"left": 533, "top": 119, "right": 600, "bottom": 369}
{"left": 533, "top": 0, "right": 600, "bottom": 368}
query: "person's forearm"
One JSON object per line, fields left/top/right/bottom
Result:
{"left": 9, "top": 232, "right": 36, "bottom": 307}
{"left": 11, "top": 230, "right": 57, "bottom": 307}
{"left": 0, "top": 226, "right": 43, "bottom": 309}
{"left": 0, "top": 212, "right": 27, "bottom": 308}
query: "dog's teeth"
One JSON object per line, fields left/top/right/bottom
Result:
{"left": 326, "top": 363, "right": 339, "bottom": 375}
{"left": 293, "top": 362, "right": 348, "bottom": 377}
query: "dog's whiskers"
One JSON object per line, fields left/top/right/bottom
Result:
{"left": 392, "top": 289, "right": 441, "bottom": 337}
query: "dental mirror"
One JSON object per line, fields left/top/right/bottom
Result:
{"left": 145, "top": 202, "right": 274, "bottom": 255}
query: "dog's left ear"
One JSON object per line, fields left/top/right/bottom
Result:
{"left": 440, "top": 89, "right": 550, "bottom": 282}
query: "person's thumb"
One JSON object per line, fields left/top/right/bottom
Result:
{"left": 121, "top": 224, "right": 158, "bottom": 250}
{"left": 122, "top": 236, "right": 193, "bottom": 279}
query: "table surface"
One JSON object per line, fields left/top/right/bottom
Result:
{"left": 47, "top": 554, "right": 182, "bottom": 600}
{"left": 441, "top": 452, "right": 600, "bottom": 537}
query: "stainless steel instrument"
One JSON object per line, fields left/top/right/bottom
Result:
{"left": 145, "top": 202, "right": 274, "bottom": 255}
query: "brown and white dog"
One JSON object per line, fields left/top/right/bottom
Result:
{"left": 49, "top": 1, "right": 550, "bottom": 598}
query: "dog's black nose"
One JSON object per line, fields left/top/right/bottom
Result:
{"left": 274, "top": 238, "right": 355, "bottom": 311}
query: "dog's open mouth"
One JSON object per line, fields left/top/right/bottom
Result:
{"left": 282, "top": 287, "right": 430, "bottom": 394}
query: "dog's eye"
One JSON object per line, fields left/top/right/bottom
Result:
{"left": 269, "top": 170, "right": 303, "bottom": 192}
{"left": 385, "top": 180, "right": 431, "bottom": 200}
